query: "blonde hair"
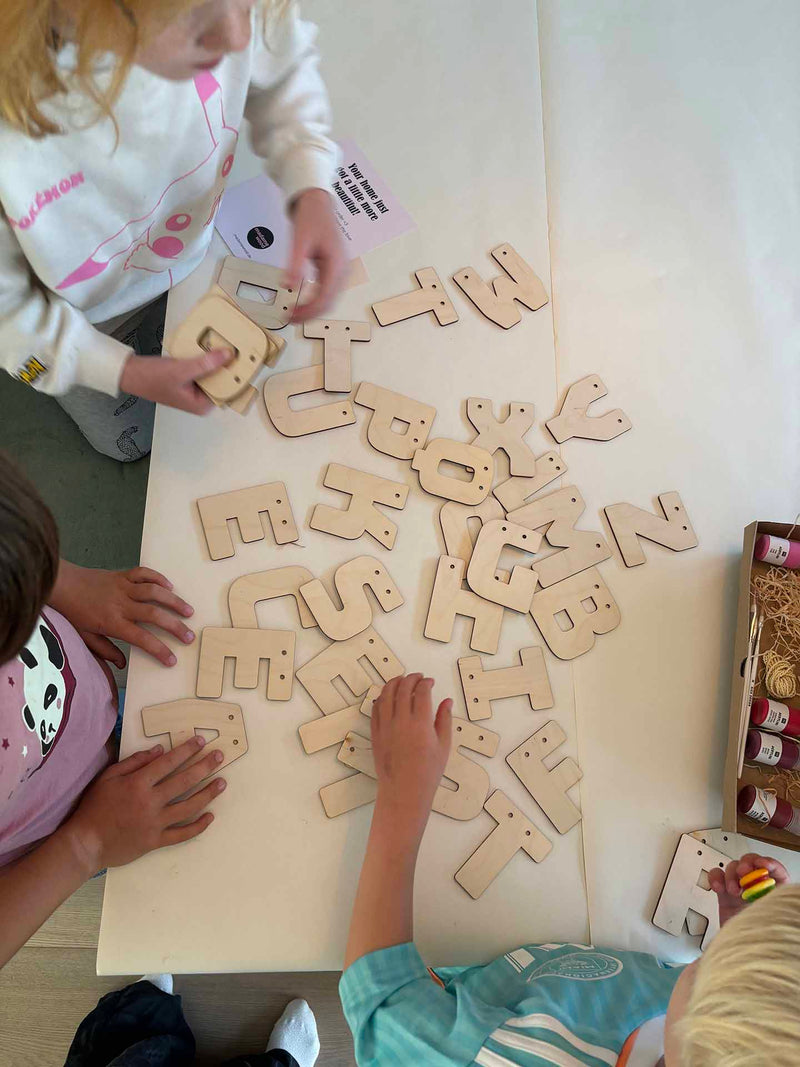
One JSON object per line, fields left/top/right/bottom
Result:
{"left": 0, "top": 0, "right": 286, "bottom": 139}
{"left": 679, "top": 884, "right": 800, "bottom": 1066}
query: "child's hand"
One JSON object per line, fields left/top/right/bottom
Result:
{"left": 371, "top": 674, "right": 452, "bottom": 827}
{"left": 285, "top": 188, "right": 347, "bottom": 322}
{"left": 118, "top": 349, "right": 232, "bottom": 414}
{"left": 708, "top": 853, "right": 790, "bottom": 926}
{"left": 64, "top": 736, "right": 225, "bottom": 872}
{"left": 50, "top": 560, "right": 194, "bottom": 668}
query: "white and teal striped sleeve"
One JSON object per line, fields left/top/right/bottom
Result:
{"left": 339, "top": 942, "right": 510, "bottom": 1067}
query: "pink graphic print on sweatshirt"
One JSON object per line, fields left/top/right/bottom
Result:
{"left": 57, "top": 71, "right": 238, "bottom": 291}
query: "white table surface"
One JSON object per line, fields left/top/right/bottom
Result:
{"left": 98, "top": 0, "right": 800, "bottom": 974}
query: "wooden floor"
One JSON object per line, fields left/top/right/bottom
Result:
{"left": 0, "top": 877, "right": 356, "bottom": 1067}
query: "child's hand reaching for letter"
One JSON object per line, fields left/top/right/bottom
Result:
{"left": 64, "top": 736, "right": 226, "bottom": 873}
{"left": 50, "top": 560, "right": 195, "bottom": 668}
{"left": 708, "top": 852, "right": 790, "bottom": 927}
{"left": 371, "top": 674, "right": 452, "bottom": 832}
{"left": 284, "top": 188, "right": 347, "bottom": 322}
{"left": 119, "top": 348, "right": 233, "bottom": 414}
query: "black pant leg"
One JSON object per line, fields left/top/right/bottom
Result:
{"left": 64, "top": 980, "right": 195, "bottom": 1067}
{"left": 220, "top": 1052, "right": 300, "bottom": 1067}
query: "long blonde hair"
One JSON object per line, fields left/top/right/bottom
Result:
{"left": 679, "top": 883, "right": 800, "bottom": 1066}
{"left": 0, "top": 0, "right": 284, "bottom": 138}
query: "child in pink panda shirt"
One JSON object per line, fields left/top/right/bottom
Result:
{"left": 0, "top": 451, "right": 227, "bottom": 966}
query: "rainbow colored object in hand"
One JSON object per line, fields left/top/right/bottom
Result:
{"left": 739, "top": 868, "right": 776, "bottom": 903}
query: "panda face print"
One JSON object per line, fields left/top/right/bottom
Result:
{"left": 19, "top": 620, "right": 68, "bottom": 759}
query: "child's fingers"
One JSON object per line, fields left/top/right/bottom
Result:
{"left": 410, "top": 677, "right": 435, "bottom": 718}
{"left": 177, "top": 384, "right": 215, "bottom": 416}
{"left": 741, "top": 854, "right": 791, "bottom": 885}
{"left": 83, "top": 631, "right": 127, "bottom": 668}
{"left": 707, "top": 867, "right": 727, "bottom": 896}
{"left": 162, "top": 811, "right": 215, "bottom": 847}
{"left": 132, "top": 604, "right": 194, "bottom": 646}
{"left": 108, "top": 744, "right": 164, "bottom": 777}
{"left": 282, "top": 232, "right": 307, "bottom": 294}
{"left": 129, "top": 582, "right": 194, "bottom": 619}
{"left": 128, "top": 567, "right": 174, "bottom": 591}
{"left": 435, "top": 699, "right": 453, "bottom": 746}
{"left": 377, "top": 675, "right": 402, "bottom": 717}
{"left": 142, "top": 735, "right": 207, "bottom": 785}
{"left": 119, "top": 621, "right": 178, "bottom": 667}
{"left": 180, "top": 349, "right": 233, "bottom": 382}
{"left": 158, "top": 749, "right": 224, "bottom": 800}
{"left": 724, "top": 860, "right": 743, "bottom": 897}
{"left": 395, "top": 673, "right": 424, "bottom": 716}
{"left": 165, "top": 779, "right": 226, "bottom": 827}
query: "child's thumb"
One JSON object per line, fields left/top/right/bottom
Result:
{"left": 184, "top": 348, "right": 233, "bottom": 381}
{"left": 435, "top": 698, "right": 453, "bottom": 745}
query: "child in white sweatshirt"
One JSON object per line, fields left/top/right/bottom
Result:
{"left": 0, "top": 0, "right": 345, "bottom": 461}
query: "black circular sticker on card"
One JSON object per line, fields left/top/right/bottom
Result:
{"left": 247, "top": 226, "right": 275, "bottom": 250}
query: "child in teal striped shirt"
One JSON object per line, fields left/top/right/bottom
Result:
{"left": 340, "top": 673, "right": 799, "bottom": 1067}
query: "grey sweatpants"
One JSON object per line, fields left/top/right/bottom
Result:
{"left": 56, "top": 294, "right": 167, "bottom": 463}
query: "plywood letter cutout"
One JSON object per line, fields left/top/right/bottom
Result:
{"left": 296, "top": 626, "right": 404, "bottom": 713}
{"left": 303, "top": 319, "right": 371, "bottom": 393}
{"left": 494, "top": 451, "right": 567, "bottom": 513}
{"left": 506, "top": 722, "right": 582, "bottom": 834}
{"left": 466, "top": 399, "right": 537, "bottom": 476}
{"left": 453, "top": 243, "right": 548, "bottom": 329}
{"left": 299, "top": 556, "right": 404, "bottom": 641}
{"left": 319, "top": 772, "right": 377, "bottom": 818}
{"left": 197, "top": 482, "right": 298, "bottom": 560}
{"left": 218, "top": 256, "right": 302, "bottom": 330}
{"left": 166, "top": 294, "right": 275, "bottom": 408}
{"left": 299, "top": 703, "right": 369, "bottom": 755}
{"left": 229, "top": 566, "right": 316, "bottom": 629}
{"left": 141, "top": 698, "right": 247, "bottom": 776}
{"left": 509, "top": 487, "right": 611, "bottom": 587}
{"left": 439, "top": 497, "right": 504, "bottom": 567}
{"left": 459, "top": 647, "right": 553, "bottom": 722}
{"left": 197, "top": 627, "right": 295, "bottom": 701}
{"left": 425, "top": 556, "right": 504, "bottom": 654}
{"left": 454, "top": 790, "right": 552, "bottom": 899}
{"left": 467, "top": 519, "right": 542, "bottom": 612}
{"left": 605, "top": 492, "right": 698, "bottom": 567}
{"left": 263, "top": 364, "right": 356, "bottom": 437}
{"left": 412, "top": 439, "right": 494, "bottom": 505}
{"left": 653, "top": 833, "right": 732, "bottom": 950}
{"left": 372, "top": 267, "right": 458, "bottom": 327}
{"left": 530, "top": 568, "right": 621, "bottom": 660}
{"left": 338, "top": 719, "right": 500, "bottom": 821}
{"left": 310, "top": 464, "right": 409, "bottom": 550}
{"left": 546, "top": 374, "right": 632, "bottom": 443}
{"left": 354, "top": 382, "right": 436, "bottom": 460}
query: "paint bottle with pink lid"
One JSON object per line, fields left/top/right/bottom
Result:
{"left": 751, "top": 697, "right": 800, "bottom": 738}
{"left": 738, "top": 784, "right": 800, "bottom": 837}
{"left": 745, "top": 729, "right": 800, "bottom": 769}
{"left": 754, "top": 534, "right": 800, "bottom": 569}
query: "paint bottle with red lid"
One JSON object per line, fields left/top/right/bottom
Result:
{"left": 738, "top": 784, "right": 800, "bottom": 837}
{"left": 745, "top": 729, "right": 800, "bottom": 769}
{"left": 754, "top": 534, "right": 800, "bottom": 569}
{"left": 751, "top": 697, "right": 800, "bottom": 738}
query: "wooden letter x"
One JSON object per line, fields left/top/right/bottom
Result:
{"left": 652, "top": 833, "right": 732, "bottom": 950}
{"left": 425, "top": 556, "right": 504, "bottom": 654}
{"left": 466, "top": 399, "right": 537, "bottom": 476}
{"left": 604, "top": 492, "right": 698, "bottom": 567}
{"left": 299, "top": 556, "right": 404, "bottom": 641}
{"left": 142, "top": 698, "right": 247, "bottom": 776}
{"left": 196, "top": 627, "right": 295, "bottom": 701}
{"left": 459, "top": 647, "right": 553, "bottom": 722}
{"left": 296, "top": 626, "right": 404, "bottom": 713}
{"left": 372, "top": 267, "right": 458, "bottom": 327}
{"left": 354, "top": 382, "right": 436, "bottom": 460}
{"left": 453, "top": 243, "right": 549, "bottom": 330}
{"left": 454, "top": 790, "right": 552, "bottom": 899}
{"left": 303, "top": 319, "right": 371, "bottom": 393}
{"left": 506, "top": 722, "right": 582, "bottom": 834}
{"left": 263, "top": 364, "right": 356, "bottom": 437}
{"left": 310, "top": 464, "right": 409, "bottom": 550}
{"left": 546, "top": 374, "right": 632, "bottom": 443}
{"left": 530, "top": 567, "right": 621, "bottom": 661}
{"left": 197, "top": 482, "right": 298, "bottom": 560}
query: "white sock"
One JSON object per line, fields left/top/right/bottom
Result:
{"left": 266, "top": 998, "right": 320, "bottom": 1066}
{"left": 138, "top": 973, "right": 173, "bottom": 995}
